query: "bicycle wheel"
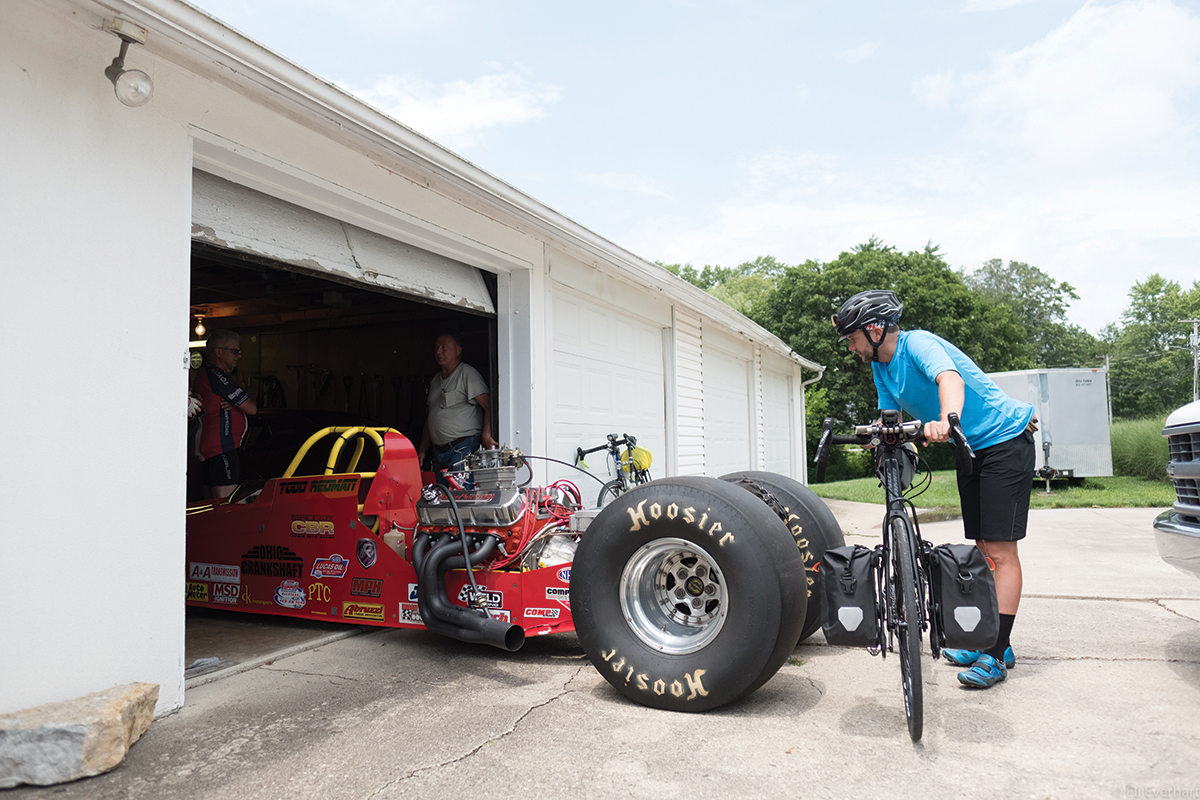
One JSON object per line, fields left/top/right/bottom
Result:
{"left": 596, "top": 480, "right": 624, "bottom": 507}
{"left": 892, "top": 517, "right": 924, "bottom": 742}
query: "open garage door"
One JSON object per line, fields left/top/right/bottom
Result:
{"left": 548, "top": 284, "right": 666, "bottom": 486}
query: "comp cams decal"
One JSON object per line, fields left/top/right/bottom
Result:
{"left": 524, "top": 607, "right": 561, "bottom": 619}
{"left": 600, "top": 647, "right": 710, "bottom": 701}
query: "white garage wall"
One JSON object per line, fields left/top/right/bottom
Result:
{"left": 702, "top": 330, "right": 754, "bottom": 477}
{"left": 0, "top": 1, "right": 193, "bottom": 715}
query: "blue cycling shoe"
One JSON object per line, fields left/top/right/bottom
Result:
{"left": 957, "top": 653, "right": 1008, "bottom": 688}
{"left": 942, "top": 646, "right": 1014, "bottom": 669}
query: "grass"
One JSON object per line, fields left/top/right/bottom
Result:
{"left": 808, "top": 470, "right": 1175, "bottom": 512}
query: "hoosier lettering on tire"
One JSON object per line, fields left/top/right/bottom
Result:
{"left": 570, "top": 476, "right": 806, "bottom": 712}
{"left": 719, "top": 471, "right": 845, "bottom": 642}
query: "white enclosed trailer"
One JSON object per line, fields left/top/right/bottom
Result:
{"left": 987, "top": 368, "right": 1113, "bottom": 478}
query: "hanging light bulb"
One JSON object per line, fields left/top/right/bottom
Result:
{"left": 194, "top": 314, "right": 206, "bottom": 337}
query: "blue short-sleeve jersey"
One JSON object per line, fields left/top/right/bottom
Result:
{"left": 872, "top": 330, "right": 1034, "bottom": 451}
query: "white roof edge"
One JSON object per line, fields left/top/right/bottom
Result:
{"left": 87, "top": 0, "right": 823, "bottom": 372}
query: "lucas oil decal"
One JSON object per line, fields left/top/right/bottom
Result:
{"left": 311, "top": 555, "right": 349, "bottom": 579}
{"left": 274, "top": 580, "right": 306, "bottom": 609}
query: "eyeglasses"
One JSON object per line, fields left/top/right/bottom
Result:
{"left": 216, "top": 347, "right": 242, "bottom": 355}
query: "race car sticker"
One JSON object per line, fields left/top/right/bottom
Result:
{"left": 488, "top": 609, "right": 512, "bottom": 623}
{"left": 307, "top": 582, "right": 331, "bottom": 603}
{"left": 310, "top": 477, "right": 358, "bottom": 495}
{"left": 343, "top": 601, "right": 385, "bottom": 621}
{"left": 556, "top": 567, "right": 571, "bottom": 584}
{"left": 291, "top": 515, "right": 334, "bottom": 538}
{"left": 350, "top": 577, "right": 383, "bottom": 598}
{"left": 279, "top": 480, "right": 308, "bottom": 495}
{"left": 524, "top": 607, "right": 561, "bottom": 619}
{"left": 311, "top": 554, "right": 349, "bottom": 579}
{"left": 241, "top": 545, "right": 303, "bottom": 579}
{"left": 186, "top": 582, "right": 208, "bottom": 602}
{"left": 407, "top": 584, "right": 420, "bottom": 602}
{"left": 212, "top": 583, "right": 238, "bottom": 605}
{"left": 357, "top": 538, "right": 377, "bottom": 569}
{"left": 188, "top": 563, "right": 240, "bottom": 584}
{"left": 457, "top": 585, "right": 503, "bottom": 609}
{"left": 274, "top": 579, "right": 306, "bottom": 609}
{"left": 400, "top": 602, "right": 422, "bottom": 623}
{"left": 545, "top": 586, "right": 570, "bottom": 602}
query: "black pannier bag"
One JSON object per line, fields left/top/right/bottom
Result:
{"left": 818, "top": 545, "right": 880, "bottom": 648}
{"left": 929, "top": 543, "right": 999, "bottom": 650}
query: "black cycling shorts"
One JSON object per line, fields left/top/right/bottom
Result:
{"left": 957, "top": 428, "right": 1036, "bottom": 542}
{"left": 201, "top": 450, "right": 240, "bottom": 487}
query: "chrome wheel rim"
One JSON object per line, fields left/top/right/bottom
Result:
{"left": 619, "top": 538, "right": 728, "bottom": 654}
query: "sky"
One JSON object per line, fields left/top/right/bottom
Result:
{"left": 193, "top": 0, "right": 1200, "bottom": 334}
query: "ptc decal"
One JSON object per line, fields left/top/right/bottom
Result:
{"left": 311, "top": 554, "right": 349, "bottom": 579}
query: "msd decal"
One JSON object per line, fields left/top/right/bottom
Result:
{"left": 189, "top": 563, "right": 240, "bottom": 584}
{"left": 524, "top": 608, "right": 561, "bottom": 619}
{"left": 311, "top": 555, "right": 349, "bottom": 579}
{"left": 212, "top": 582, "right": 238, "bottom": 605}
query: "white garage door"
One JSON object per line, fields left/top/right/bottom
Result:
{"left": 704, "top": 346, "right": 752, "bottom": 476}
{"left": 549, "top": 285, "right": 665, "bottom": 487}
{"left": 762, "top": 367, "right": 792, "bottom": 474}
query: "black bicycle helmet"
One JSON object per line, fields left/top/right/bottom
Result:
{"left": 832, "top": 290, "right": 903, "bottom": 362}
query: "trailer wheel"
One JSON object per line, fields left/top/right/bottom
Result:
{"left": 571, "top": 477, "right": 806, "bottom": 712}
{"left": 720, "top": 471, "right": 845, "bottom": 642}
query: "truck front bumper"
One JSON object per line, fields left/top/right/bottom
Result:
{"left": 1154, "top": 510, "right": 1200, "bottom": 581}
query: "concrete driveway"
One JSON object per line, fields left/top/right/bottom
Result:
{"left": 10, "top": 504, "right": 1200, "bottom": 799}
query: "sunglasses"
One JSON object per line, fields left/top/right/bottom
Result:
{"left": 216, "top": 347, "right": 242, "bottom": 355}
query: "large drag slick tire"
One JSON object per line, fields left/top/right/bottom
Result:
{"left": 571, "top": 477, "right": 806, "bottom": 712}
{"left": 719, "top": 471, "right": 845, "bottom": 642}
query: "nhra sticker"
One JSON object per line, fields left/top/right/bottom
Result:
{"left": 212, "top": 583, "right": 238, "bottom": 605}
{"left": 457, "top": 585, "right": 503, "bottom": 609}
{"left": 343, "top": 601, "right": 385, "bottom": 621}
{"left": 556, "top": 567, "right": 571, "bottom": 583}
{"left": 350, "top": 577, "right": 383, "bottom": 598}
{"left": 400, "top": 603, "right": 422, "bottom": 623}
{"left": 189, "top": 563, "right": 240, "bottom": 584}
{"left": 241, "top": 545, "right": 304, "bottom": 579}
{"left": 274, "top": 580, "right": 306, "bottom": 609}
{"left": 186, "top": 582, "right": 209, "bottom": 602}
{"left": 524, "top": 608, "right": 561, "bottom": 620}
{"left": 311, "top": 555, "right": 349, "bottom": 579}
{"left": 291, "top": 515, "right": 334, "bottom": 538}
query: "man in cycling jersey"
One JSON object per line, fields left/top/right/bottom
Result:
{"left": 833, "top": 289, "right": 1036, "bottom": 689}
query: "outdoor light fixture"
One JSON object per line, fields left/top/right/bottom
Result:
{"left": 103, "top": 19, "right": 153, "bottom": 108}
{"left": 194, "top": 314, "right": 206, "bottom": 337}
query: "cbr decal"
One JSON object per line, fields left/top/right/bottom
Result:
{"left": 291, "top": 516, "right": 335, "bottom": 538}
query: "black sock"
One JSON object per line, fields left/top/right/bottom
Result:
{"left": 986, "top": 614, "right": 1015, "bottom": 659}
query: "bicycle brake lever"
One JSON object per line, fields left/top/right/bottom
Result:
{"left": 946, "top": 412, "right": 975, "bottom": 460}
{"left": 814, "top": 417, "right": 834, "bottom": 482}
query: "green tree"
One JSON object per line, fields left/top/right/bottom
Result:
{"left": 660, "top": 256, "right": 783, "bottom": 320}
{"left": 963, "top": 259, "right": 1101, "bottom": 368}
{"left": 1107, "top": 274, "right": 1200, "bottom": 418}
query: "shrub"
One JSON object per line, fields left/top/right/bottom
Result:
{"left": 1110, "top": 416, "right": 1170, "bottom": 481}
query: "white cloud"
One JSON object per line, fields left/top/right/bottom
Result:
{"left": 963, "top": 0, "right": 1038, "bottom": 11}
{"left": 343, "top": 69, "right": 563, "bottom": 149}
{"left": 580, "top": 173, "right": 674, "bottom": 199}
{"left": 912, "top": 70, "right": 957, "bottom": 108}
{"left": 840, "top": 42, "right": 878, "bottom": 64}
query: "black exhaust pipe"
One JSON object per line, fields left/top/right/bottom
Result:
{"left": 415, "top": 536, "right": 526, "bottom": 652}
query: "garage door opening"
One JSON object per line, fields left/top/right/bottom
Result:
{"left": 188, "top": 242, "right": 496, "bottom": 496}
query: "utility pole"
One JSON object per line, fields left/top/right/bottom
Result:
{"left": 1184, "top": 318, "right": 1200, "bottom": 402}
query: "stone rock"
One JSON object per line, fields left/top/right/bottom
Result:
{"left": 0, "top": 682, "right": 159, "bottom": 788}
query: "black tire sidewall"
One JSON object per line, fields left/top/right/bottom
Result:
{"left": 572, "top": 477, "right": 802, "bottom": 712}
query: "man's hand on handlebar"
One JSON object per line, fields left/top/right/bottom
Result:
{"left": 922, "top": 419, "right": 951, "bottom": 445}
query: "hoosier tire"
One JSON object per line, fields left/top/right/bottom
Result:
{"left": 719, "top": 471, "right": 846, "bottom": 642}
{"left": 571, "top": 477, "right": 806, "bottom": 712}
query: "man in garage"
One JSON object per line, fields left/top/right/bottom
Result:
{"left": 832, "top": 290, "right": 1036, "bottom": 689}
{"left": 417, "top": 332, "right": 496, "bottom": 485}
{"left": 195, "top": 329, "right": 257, "bottom": 500}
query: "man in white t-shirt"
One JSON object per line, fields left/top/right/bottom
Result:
{"left": 417, "top": 332, "right": 496, "bottom": 485}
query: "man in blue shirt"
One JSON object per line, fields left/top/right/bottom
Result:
{"left": 833, "top": 290, "right": 1036, "bottom": 688}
